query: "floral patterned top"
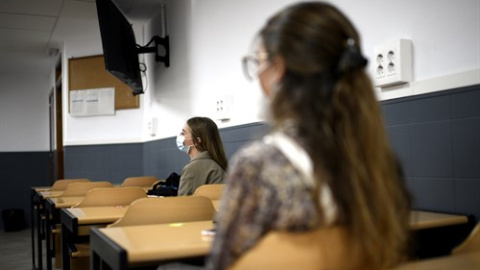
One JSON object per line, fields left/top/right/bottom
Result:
{"left": 206, "top": 133, "right": 333, "bottom": 270}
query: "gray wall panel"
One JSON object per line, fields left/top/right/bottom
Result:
{"left": 452, "top": 118, "right": 480, "bottom": 178}
{"left": 0, "top": 152, "right": 50, "bottom": 229}
{"left": 409, "top": 178, "right": 456, "bottom": 213}
{"left": 455, "top": 179, "right": 480, "bottom": 215}
{"left": 382, "top": 101, "right": 412, "bottom": 126}
{"left": 452, "top": 87, "right": 480, "bottom": 118}
{"left": 382, "top": 84, "right": 480, "bottom": 220}
{"left": 410, "top": 95, "right": 451, "bottom": 123}
{"left": 410, "top": 122, "right": 453, "bottom": 178}
{"left": 386, "top": 125, "right": 413, "bottom": 177}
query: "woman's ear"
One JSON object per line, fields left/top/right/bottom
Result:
{"left": 196, "top": 137, "right": 201, "bottom": 144}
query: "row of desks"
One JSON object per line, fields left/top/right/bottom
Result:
{"left": 31, "top": 186, "right": 475, "bottom": 270}
{"left": 82, "top": 210, "right": 470, "bottom": 270}
{"left": 30, "top": 186, "right": 148, "bottom": 270}
{"left": 89, "top": 214, "right": 478, "bottom": 270}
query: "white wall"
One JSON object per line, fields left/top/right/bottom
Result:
{"left": 0, "top": 73, "right": 52, "bottom": 152}
{"left": 1, "top": 0, "right": 479, "bottom": 151}
{"left": 142, "top": 0, "right": 480, "bottom": 139}
{"left": 142, "top": 0, "right": 194, "bottom": 140}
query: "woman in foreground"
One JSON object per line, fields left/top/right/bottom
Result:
{"left": 207, "top": 2, "right": 410, "bottom": 270}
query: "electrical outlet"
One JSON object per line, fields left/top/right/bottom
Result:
{"left": 375, "top": 52, "right": 385, "bottom": 78}
{"left": 148, "top": 118, "right": 158, "bottom": 136}
{"left": 373, "top": 39, "right": 413, "bottom": 87}
{"left": 216, "top": 95, "right": 232, "bottom": 121}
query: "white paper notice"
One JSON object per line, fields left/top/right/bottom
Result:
{"left": 70, "top": 88, "right": 115, "bottom": 117}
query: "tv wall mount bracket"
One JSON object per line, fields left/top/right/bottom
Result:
{"left": 137, "top": 35, "right": 170, "bottom": 67}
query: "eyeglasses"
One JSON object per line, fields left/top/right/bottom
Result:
{"left": 241, "top": 52, "right": 269, "bottom": 81}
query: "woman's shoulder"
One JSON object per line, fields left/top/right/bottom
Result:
{"left": 229, "top": 139, "right": 288, "bottom": 176}
{"left": 233, "top": 140, "right": 279, "bottom": 161}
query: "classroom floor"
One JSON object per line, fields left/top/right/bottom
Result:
{"left": 0, "top": 228, "right": 43, "bottom": 270}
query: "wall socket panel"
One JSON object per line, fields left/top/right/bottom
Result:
{"left": 147, "top": 117, "right": 158, "bottom": 136}
{"left": 373, "top": 39, "right": 413, "bottom": 87}
{"left": 215, "top": 95, "right": 232, "bottom": 121}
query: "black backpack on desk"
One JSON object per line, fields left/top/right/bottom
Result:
{"left": 147, "top": 172, "right": 180, "bottom": 197}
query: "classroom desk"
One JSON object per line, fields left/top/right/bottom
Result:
{"left": 30, "top": 187, "right": 63, "bottom": 270}
{"left": 90, "top": 211, "right": 470, "bottom": 270}
{"left": 411, "top": 210, "right": 473, "bottom": 259}
{"left": 90, "top": 220, "right": 214, "bottom": 270}
{"left": 391, "top": 251, "right": 480, "bottom": 270}
{"left": 61, "top": 206, "right": 129, "bottom": 270}
{"left": 44, "top": 196, "right": 84, "bottom": 270}
{"left": 410, "top": 210, "right": 470, "bottom": 230}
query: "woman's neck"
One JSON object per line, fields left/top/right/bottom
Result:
{"left": 188, "top": 147, "right": 200, "bottom": 159}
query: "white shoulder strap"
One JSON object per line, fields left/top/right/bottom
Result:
{"left": 264, "top": 132, "right": 337, "bottom": 225}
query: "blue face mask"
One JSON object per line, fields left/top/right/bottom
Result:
{"left": 176, "top": 134, "right": 192, "bottom": 154}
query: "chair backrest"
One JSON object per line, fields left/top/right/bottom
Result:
{"left": 60, "top": 181, "right": 113, "bottom": 197}
{"left": 227, "top": 227, "right": 356, "bottom": 270}
{"left": 74, "top": 187, "right": 147, "bottom": 208}
{"left": 120, "top": 176, "right": 158, "bottom": 187}
{"left": 108, "top": 196, "right": 216, "bottom": 228}
{"left": 49, "top": 179, "right": 91, "bottom": 191}
{"left": 193, "top": 184, "right": 225, "bottom": 200}
{"left": 451, "top": 223, "right": 480, "bottom": 255}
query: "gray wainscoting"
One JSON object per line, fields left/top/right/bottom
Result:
{"left": 383, "top": 85, "right": 480, "bottom": 219}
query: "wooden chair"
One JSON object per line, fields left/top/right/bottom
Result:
{"left": 451, "top": 222, "right": 480, "bottom": 255}
{"left": 120, "top": 176, "right": 158, "bottom": 187}
{"left": 50, "top": 181, "right": 112, "bottom": 268}
{"left": 60, "top": 181, "right": 113, "bottom": 197}
{"left": 74, "top": 186, "right": 147, "bottom": 208}
{"left": 108, "top": 196, "right": 216, "bottom": 228}
{"left": 69, "top": 186, "right": 147, "bottom": 270}
{"left": 228, "top": 227, "right": 356, "bottom": 270}
{"left": 193, "top": 183, "right": 225, "bottom": 200}
{"left": 49, "top": 178, "right": 90, "bottom": 191}
{"left": 41, "top": 178, "right": 90, "bottom": 267}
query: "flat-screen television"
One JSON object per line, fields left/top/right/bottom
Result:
{"left": 95, "top": 0, "right": 144, "bottom": 95}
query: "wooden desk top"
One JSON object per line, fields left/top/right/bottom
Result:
{"left": 392, "top": 251, "right": 480, "bottom": 270}
{"left": 98, "top": 220, "right": 214, "bottom": 264}
{"left": 33, "top": 186, "right": 51, "bottom": 192}
{"left": 410, "top": 211, "right": 469, "bottom": 230}
{"left": 48, "top": 196, "right": 84, "bottom": 208}
{"left": 38, "top": 190, "right": 64, "bottom": 199}
{"left": 66, "top": 207, "right": 128, "bottom": 225}
{"left": 90, "top": 210, "right": 470, "bottom": 269}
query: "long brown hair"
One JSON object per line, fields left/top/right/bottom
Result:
{"left": 187, "top": 117, "right": 228, "bottom": 171}
{"left": 260, "top": 2, "right": 410, "bottom": 269}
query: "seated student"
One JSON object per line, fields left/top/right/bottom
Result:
{"left": 176, "top": 117, "right": 228, "bottom": 196}
{"left": 206, "top": 2, "right": 411, "bottom": 270}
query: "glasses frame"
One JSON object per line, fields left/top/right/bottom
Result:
{"left": 241, "top": 52, "right": 270, "bottom": 81}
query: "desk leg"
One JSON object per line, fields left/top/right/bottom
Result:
{"left": 37, "top": 201, "right": 44, "bottom": 270}
{"left": 31, "top": 192, "right": 38, "bottom": 270}
{"left": 61, "top": 223, "right": 71, "bottom": 270}
{"left": 45, "top": 208, "right": 52, "bottom": 270}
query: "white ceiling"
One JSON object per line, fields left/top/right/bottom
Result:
{"left": 0, "top": 0, "right": 164, "bottom": 76}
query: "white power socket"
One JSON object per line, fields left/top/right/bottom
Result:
{"left": 215, "top": 95, "right": 232, "bottom": 121}
{"left": 147, "top": 118, "right": 158, "bottom": 136}
{"left": 373, "top": 39, "right": 413, "bottom": 87}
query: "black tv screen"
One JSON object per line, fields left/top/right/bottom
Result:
{"left": 96, "top": 0, "right": 144, "bottom": 95}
